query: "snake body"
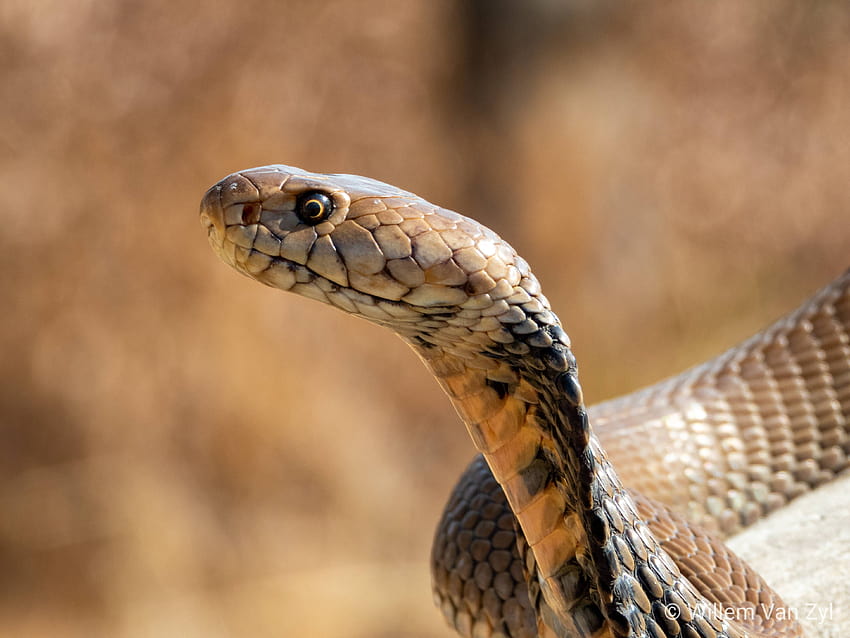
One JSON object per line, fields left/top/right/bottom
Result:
{"left": 200, "top": 165, "right": 849, "bottom": 638}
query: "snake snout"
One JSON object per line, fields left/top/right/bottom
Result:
{"left": 199, "top": 184, "right": 225, "bottom": 244}
{"left": 200, "top": 172, "right": 265, "bottom": 253}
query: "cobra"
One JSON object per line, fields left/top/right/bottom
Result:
{"left": 200, "top": 165, "right": 849, "bottom": 638}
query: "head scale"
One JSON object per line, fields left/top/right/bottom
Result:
{"left": 200, "top": 165, "right": 571, "bottom": 366}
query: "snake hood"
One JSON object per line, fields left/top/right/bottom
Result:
{"left": 200, "top": 164, "right": 564, "bottom": 356}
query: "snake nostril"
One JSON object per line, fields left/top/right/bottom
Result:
{"left": 241, "top": 203, "right": 261, "bottom": 225}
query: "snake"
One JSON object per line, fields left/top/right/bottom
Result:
{"left": 199, "top": 165, "right": 849, "bottom": 638}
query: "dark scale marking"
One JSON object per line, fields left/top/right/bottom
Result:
{"left": 410, "top": 335, "right": 437, "bottom": 350}
{"left": 527, "top": 330, "right": 553, "bottom": 348}
{"left": 516, "top": 454, "right": 553, "bottom": 498}
{"left": 485, "top": 378, "right": 512, "bottom": 400}
{"left": 653, "top": 600, "right": 681, "bottom": 635}
{"left": 557, "top": 372, "right": 584, "bottom": 406}
{"left": 575, "top": 601, "right": 606, "bottom": 635}
{"left": 548, "top": 324, "right": 569, "bottom": 343}
{"left": 534, "top": 310, "right": 557, "bottom": 325}
{"left": 504, "top": 340, "right": 531, "bottom": 355}
{"left": 611, "top": 573, "right": 637, "bottom": 608}
{"left": 536, "top": 446, "right": 567, "bottom": 483}
{"left": 542, "top": 346, "right": 570, "bottom": 373}
{"left": 550, "top": 561, "right": 589, "bottom": 603}
{"left": 416, "top": 306, "right": 457, "bottom": 316}
{"left": 240, "top": 202, "right": 261, "bottom": 225}
{"left": 523, "top": 352, "right": 548, "bottom": 371}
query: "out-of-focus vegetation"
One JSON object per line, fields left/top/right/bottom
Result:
{"left": 1, "top": 1, "right": 848, "bottom": 636}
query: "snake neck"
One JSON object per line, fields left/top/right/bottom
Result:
{"left": 411, "top": 321, "right": 750, "bottom": 638}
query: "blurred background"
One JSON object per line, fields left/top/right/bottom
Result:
{"left": 1, "top": 1, "right": 849, "bottom": 636}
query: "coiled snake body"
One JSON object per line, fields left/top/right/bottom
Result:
{"left": 200, "top": 165, "right": 849, "bottom": 638}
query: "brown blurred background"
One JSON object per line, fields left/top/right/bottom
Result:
{"left": 1, "top": 1, "right": 849, "bottom": 636}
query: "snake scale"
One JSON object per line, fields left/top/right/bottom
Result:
{"left": 200, "top": 165, "right": 849, "bottom": 638}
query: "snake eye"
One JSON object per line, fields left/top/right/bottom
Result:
{"left": 296, "top": 191, "right": 334, "bottom": 225}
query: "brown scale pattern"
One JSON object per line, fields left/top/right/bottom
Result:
{"left": 436, "top": 274, "right": 849, "bottom": 636}
{"left": 432, "top": 457, "right": 540, "bottom": 638}
{"left": 633, "top": 492, "right": 791, "bottom": 636}
{"left": 587, "top": 275, "right": 850, "bottom": 538}
{"left": 201, "top": 166, "right": 847, "bottom": 638}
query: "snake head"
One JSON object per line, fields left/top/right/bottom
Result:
{"left": 200, "top": 165, "right": 561, "bottom": 353}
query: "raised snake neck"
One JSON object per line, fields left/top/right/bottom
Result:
{"left": 200, "top": 165, "right": 848, "bottom": 638}
{"left": 433, "top": 271, "right": 849, "bottom": 637}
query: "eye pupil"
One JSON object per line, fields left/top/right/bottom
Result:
{"left": 296, "top": 191, "right": 333, "bottom": 225}
{"left": 305, "top": 199, "right": 323, "bottom": 217}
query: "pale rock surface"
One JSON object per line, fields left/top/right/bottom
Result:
{"left": 727, "top": 475, "right": 850, "bottom": 637}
